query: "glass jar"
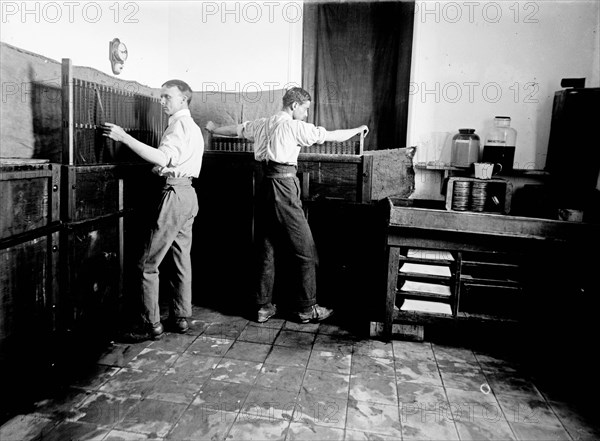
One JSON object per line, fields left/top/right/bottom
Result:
{"left": 451, "top": 128, "right": 480, "bottom": 168}
{"left": 482, "top": 116, "right": 517, "bottom": 173}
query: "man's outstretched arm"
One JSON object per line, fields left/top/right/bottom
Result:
{"left": 206, "top": 121, "right": 241, "bottom": 137}
{"left": 324, "top": 125, "right": 369, "bottom": 142}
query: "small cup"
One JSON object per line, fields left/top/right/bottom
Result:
{"left": 558, "top": 208, "right": 584, "bottom": 222}
{"left": 474, "top": 162, "right": 502, "bottom": 179}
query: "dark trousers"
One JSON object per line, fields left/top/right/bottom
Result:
{"left": 255, "top": 162, "right": 318, "bottom": 311}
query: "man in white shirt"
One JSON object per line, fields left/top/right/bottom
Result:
{"left": 103, "top": 79, "right": 204, "bottom": 340}
{"left": 206, "top": 87, "right": 368, "bottom": 324}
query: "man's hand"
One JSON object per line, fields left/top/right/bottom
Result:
{"left": 205, "top": 121, "right": 217, "bottom": 133}
{"left": 359, "top": 125, "right": 369, "bottom": 137}
{"left": 102, "top": 122, "right": 128, "bottom": 142}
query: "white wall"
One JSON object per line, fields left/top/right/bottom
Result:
{"left": 0, "top": 1, "right": 303, "bottom": 91}
{"left": 407, "top": 0, "right": 600, "bottom": 199}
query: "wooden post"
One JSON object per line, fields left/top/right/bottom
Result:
{"left": 62, "top": 59, "right": 74, "bottom": 165}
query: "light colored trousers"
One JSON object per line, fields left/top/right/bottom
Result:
{"left": 139, "top": 178, "right": 198, "bottom": 325}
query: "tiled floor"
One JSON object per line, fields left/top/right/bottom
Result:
{"left": 1, "top": 305, "right": 599, "bottom": 441}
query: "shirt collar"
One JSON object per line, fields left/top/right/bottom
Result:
{"left": 168, "top": 108, "right": 191, "bottom": 125}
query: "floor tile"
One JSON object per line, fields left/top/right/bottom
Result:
{"left": 548, "top": 400, "right": 600, "bottom": 441}
{"left": 438, "top": 360, "right": 488, "bottom": 391}
{"left": 242, "top": 386, "right": 298, "bottom": 421}
{"left": 255, "top": 364, "right": 306, "bottom": 392}
{"left": 312, "top": 334, "right": 354, "bottom": 353}
{"left": 253, "top": 317, "right": 287, "bottom": 330}
{"left": 0, "top": 414, "right": 55, "bottom": 441}
{"left": 169, "top": 353, "right": 219, "bottom": 378}
{"left": 402, "top": 416, "right": 459, "bottom": 440}
{"left": 147, "top": 334, "right": 197, "bottom": 353}
{"left": 284, "top": 321, "right": 321, "bottom": 333}
{"left": 98, "top": 368, "right": 162, "bottom": 399}
{"left": 302, "top": 369, "right": 350, "bottom": 399}
{"left": 392, "top": 340, "right": 435, "bottom": 361}
{"left": 69, "top": 392, "right": 138, "bottom": 428}
{"left": 307, "top": 348, "right": 352, "bottom": 375}
{"left": 455, "top": 417, "right": 516, "bottom": 441}
{"left": 104, "top": 429, "right": 164, "bottom": 440}
{"left": 295, "top": 390, "right": 347, "bottom": 429}
{"left": 353, "top": 340, "right": 394, "bottom": 359}
{"left": 445, "top": 387, "right": 503, "bottom": 422}
{"left": 238, "top": 324, "right": 281, "bottom": 345}
{"left": 97, "top": 343, "right": 150, "bottom": 368}
{"left": 485, "top": 371, "right": 544, "bottom": 399}
{"left": 509, "top": 421, "right": 572, "bottom": 440}
{"left": 265, "top": 345, "right": 312, "bottom": 368}
{"left": 287, "top": 421, "right": 345, "bottom": 440}
{"left": 193, "top": 379, "right": 252, "bottom": 413}
{"left": 167, "top": 406, "right": 237, "bottom": 440}
{"left": 343, "top": 428, "right": 399, "bottom": 440}
{"left": 351, "top": 355, "right": 395, "bottom": 377}
{"left": 224, "top": 340, "right": 273, "bottom": 363}
{"left": 349, "top": 374, "right": 397, "bottom": 406}
{"left": 432, "top": 344, "right": 477, "bottom": 363}
{"left": 126, "top": 348, "right": 180, "bottom": 372}
{"left": 186, "top": 319, "right": 210, "bottom": 335}
{"left": 227, "top": 414, "right": 290, "bottom": 440}
{"left": 115, "top": 398, "right": 187, "bottom": 438}
{"left": 345, "top": 399, "right": 401, "bottom": 437}
{"left": 203, "top": 321, "right": 247, "bottom": 340}
{"left": 496, "top": 395, "right": 564, "bottom": 429}
{"left": 318, "top": 323, "right": 357, "bottom": 338}
{"left": 40, "top": 420, "right": 109, "bottom": 441}
{"left": 187, "top": 335, "right": 234, "bottom": 357}
{"left": 144, "top": 369, "right": 208, "bottom": 404}
{"left": 274, "top": 330, "right": 316, "bottom": 348}
{"left": 70, "top": 365, "right": 121, "bottom": 391}
{"left": 210, "top": 358, "right": 263, "bottom": 384}
{"left": 395, "top": 358, "right": 442, "bottom": 386}
{"left": 396, "top": 382, "right": 449, "bottom": 419}
{"left": 31, "top": 387, "right": 91, "bottom": 420}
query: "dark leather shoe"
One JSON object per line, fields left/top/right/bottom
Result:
{"left": 119, "top": 322, "right": 163, "bottom": 343}
{"left": 174, "top": 318, "right": 189, "bottom": 333}
{"left": 150, "top": 322, "right": 164, "bottom": 338}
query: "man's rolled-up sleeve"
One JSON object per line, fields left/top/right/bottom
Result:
{"left": 158, "top": 122, "right": 185, "bottom": 167}
{"left": 296, "top": 122, "right": 327, "bottom": 146}
{"left": 239, "top": 120, "right": 256, "bottom": 141}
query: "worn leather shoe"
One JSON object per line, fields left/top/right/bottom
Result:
{"left": 120, "top": 321, "right": 164, "bottom": 343}
{"left": 257, "top": 303, "right": 277, "bottom": 323}
{"left": 296, "top": 305, "right": 333, "bottom": 324}
{"left": 174, "top": 318, "right": 189, "bottom": 333}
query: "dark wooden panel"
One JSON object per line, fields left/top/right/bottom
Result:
{"left": 63, "top": 165, "right": 120, "bottom": 222}
{"left": 0, "top": 229, "right": 59, "bottom": 352}
{"left": 61, "top": 215, "right": 123, "bottom": 339}
{"left": 0, "top": 162, "right": 60, "bottom": 240}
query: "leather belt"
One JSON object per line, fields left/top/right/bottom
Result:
{"left": 266, "top": 172, "right": 295, "bottom": 179}
{"left": 165, "top": 177, "right": 193, "bottom": 185}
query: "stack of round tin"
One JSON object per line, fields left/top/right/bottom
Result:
{"left": 451, "top": 181, "right": 472, "bottom": 211}
{"left": 471, "top": 181, "right": 488, "bottom": 212}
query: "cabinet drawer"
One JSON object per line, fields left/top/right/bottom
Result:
{"left": 458, "top": 283, "right": 522, "bottom": 319}
{"left": 0, "top": 162, "right": 60, "bottom": 239}
{"left": 0, "top": 229, "right": 60, "bottom": 352}
{"left": 61, "top": 216, "right": 123, "bottom": 336}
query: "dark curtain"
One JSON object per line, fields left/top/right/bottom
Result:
{"left": 302, "top": 1, "right": 415, "bottom": 150}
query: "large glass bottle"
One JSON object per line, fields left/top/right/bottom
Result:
{"left": 482, "top": 116, "right": 517, "bottom": 173}
{"left": 451, "top": 128, "right": 480, "bottom": 168}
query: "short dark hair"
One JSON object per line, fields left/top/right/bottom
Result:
{"left": 162, "top": 79, "right": 193, "bottom": 104}
{"left": 282, "top": 87, "right": 311, "bottom": 109}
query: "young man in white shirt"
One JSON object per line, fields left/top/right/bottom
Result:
{"left": 206, "top": 87, "right": 368, "bottom": 324}
{"left": 103, "top": 79, "right": 204, "bottom": 340}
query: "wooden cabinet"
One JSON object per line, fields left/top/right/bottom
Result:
{"left": 381, "top": 198, "right": 600, "bottom": 340}
{"left": 0, "top": 161, "right": 61, "bottom": 354}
